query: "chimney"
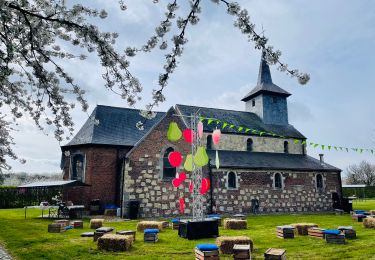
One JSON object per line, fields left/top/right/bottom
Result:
{"left": 319, "top": 154, "right": 324, "bottom": 164}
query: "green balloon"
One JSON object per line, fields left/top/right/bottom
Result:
{"left": 194, "top": 146, "right": 209, "bottom": 167}
{"left": 184, "top": 154, "right": 193, "bottom": 172}
{"left": 167, "top": 122, "right": 182, "bottom": 142}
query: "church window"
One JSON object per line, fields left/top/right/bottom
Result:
{"left": 274, "top": 173, "right": 282, "bottom": 189}
{"left": 284, "top": 141, "right": 289, "bottom": 153}
{"left": 247, "top": 138, "right": 253, "bottom": 151}
{"left": 162, "top": 147, "right": 176, "bottom": 179}
{"left": 228, "top": 172, "right": 237, "bottom": 189}
{"left": 71, "top": 154, "right": 85, "bottom": 182}
{"left": 316, "top": 174, "right": 323, "bottom": 190}
{"left": 252, "top": 99, "right": 255, "bottom": 107}
{"left": 207, "top": 135, "right": 212, "bottom": 150}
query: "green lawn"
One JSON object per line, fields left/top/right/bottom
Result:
{"left": 1, "top": 201, "right": 375, "bottom": 260}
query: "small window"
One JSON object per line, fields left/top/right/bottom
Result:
{"left": 316, "top": 174, "right": 323, "bottom": 189}
{"left": 252, "top": 99, "right": 255, "bottom": 107}
{"left": 274, "top": 173, "right": 282, "bottom": 189}
{"left": 228, "top": 172, "right": 237, "bottom": 189}
{"left": 72, "top": 154, "right": 85, "bottom": 181}
{"left": 247, "top": 138, "right": 253, "bottom": 152}
{"left": 284, "top": 141, "right": 289, "bottom": 154}
{"left": 163, "top": 147, "right": 176, "bottom": 179}
{"left": 206, "top": 135, "right": 212, "bottom": 150}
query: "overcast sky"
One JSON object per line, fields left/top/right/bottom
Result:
{"left": 8, "top": 0, "right": 375, "bottom": 176}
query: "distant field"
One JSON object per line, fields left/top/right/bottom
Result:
{"left": 1, "top": 202, "right": 375, "bottom": 259}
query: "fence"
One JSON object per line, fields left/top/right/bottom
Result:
{"left": 0, "top": 186, "right": 61, "bottom": 209}
{"left": 343, "top": 186, "right": 375, "bottom": 199}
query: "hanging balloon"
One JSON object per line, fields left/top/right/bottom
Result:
{"left": 197, "top": 121, "right": 204, "bottom": 138}
{"left": 179, "top": 198, "right": 185, "bottom": 214}
{"left": 172, "top": 178, "right": 182, "bottom": 188}
{"left": 184, "top": 154, "right": 193, "bottom": 172}
{"left": 215, "top": 150, "right": 220, "bottom": 169}
{"left": 212, "top": 129, "right": 221, "bottom": 145}
{"left": 168, "top": 151, "right": 182, "bottom": 167}
{"left": 178, "top": 172, "right": 187, "bottom": 182}
{"left": 183, "top": 129, "right": 193, "bottom": 143}
{"left": 200, "top": 178, "right": 210, "bottom": 195}
{"left": 193, "top": 146, "right": 209, "bottom": 167}
{"left": 167, "top": 122, "right": 182, "bottom": 142}
{"left": 189, "top": 181, "right": 193, "bottom": 193}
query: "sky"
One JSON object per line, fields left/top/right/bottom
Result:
{"left": 7, "top": 0, "right": 375, "bottom": 177}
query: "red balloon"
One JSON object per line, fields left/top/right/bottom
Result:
{"left": 168, "top": 151, "right": 182, "bottom": 167}
{"left": 189, "top": 181, "right": 193, "bottom": 193}
{"left": 183, "top": 129, "right": 193, "bottom": 143}
{"left": 179, "top": 172, "right": 187, "bottom": 182}
{"left": 200, "top": 178, "right": 210, "bottom": 195}
{"left": 172, "top": 178, "right": 182, "bottom": 188}
{"left": 179, "top": 198, "right": 185, "bottom": 214}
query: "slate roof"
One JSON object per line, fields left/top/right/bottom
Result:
{"left": 176, "top": 104, "right": 305, "bottom": 139}
{"left": 63, "top": 105, "right": 166, "bottom": 147}
{"left": 18, "top": 180, "right": 89, "bottom": 188}
{"left": 241, "top": 53, "right": 291, "bottom": 102}
{"left": 207, "top": 150, "right": 340, "bottom": 172}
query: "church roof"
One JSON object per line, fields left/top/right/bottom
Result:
{"left": 241, "top": 54, "right": 291, "bottom": 102}
{"left": 207, "top": 150, "right": 340, "bottom": 172}
{"left": 63, "top": 105, "right": 166, "bottom": 147}
{"left": 176, "top": 104, "right": 305, "bottom": 139}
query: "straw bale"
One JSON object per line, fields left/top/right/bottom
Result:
{"left": 136, "top": 221, "right": 163, "bottom": 232}
{"left": 223, "top": 218, "right": 247, "bottom": 230}
{"left": 363, "top": 217, "right": 375, "bottom": 228}
{"left": 90, "top": 219, "right": 104, "bottom": 229}
{"left": 216, "top": 236, "right": 253, "bottom": 254}
{"left": 290, "top": 223, "right": 318, "bottom": 235}
{"left": 97, "top": 234, "right": 133, "bottom": 251}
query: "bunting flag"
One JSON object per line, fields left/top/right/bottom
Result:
{"left": 198, "top": 116, "right": 374, "bottom": 155}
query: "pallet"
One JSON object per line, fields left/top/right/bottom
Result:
{"left": 233, "top": 244, "right": 251, "bottom": 260}
{"left": 308, "top": 228, "right": 325, "bottom": 239}
{"left": 195, "top": 249, "right": 219, "bottom": 260}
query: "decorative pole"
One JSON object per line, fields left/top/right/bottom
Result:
{"left": 191, "top": 111, "right": 204, "bottom": 221}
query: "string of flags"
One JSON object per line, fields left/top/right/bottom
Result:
{"left": 198, "top": 116, "right": 375, "bottom": 155}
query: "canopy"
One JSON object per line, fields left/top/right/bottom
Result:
{"left": 342, "top": 184, "right": 366, "bottom": 188}
{"left": 18, "top": 180, "right": 89, "bottom": 188}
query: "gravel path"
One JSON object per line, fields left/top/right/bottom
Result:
{"left": 0, "top": 245, "right": 12, "bottom": 260}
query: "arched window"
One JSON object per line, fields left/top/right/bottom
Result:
{"left": 206, "top": 135, "right": 212, "bottom": 150}
{"left": 228, "top": 172, "right": 237, "bottom": 189}
{"left": 316, "top": 174, "right": 323, "bottom": 189}
{"left": 274, "top": 173, "right": 282, "bottom": 189}
{"left": 163, "top": 147, "right": 176, "bottom": 179}
{"left": 72, "top": 154, "right": 85, "bottom": 181}
{"left": 284, "top": 141, "right": 289, "bottom": 154}
{"left": 247, "top": 138, "right": 253, "bottom": 152}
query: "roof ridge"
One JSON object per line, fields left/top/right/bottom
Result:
{"left": 176, "top": 104, "right": 253, "bottom": 114}
{"left": 96, "top": 104, "right": 165, "bottom": 113}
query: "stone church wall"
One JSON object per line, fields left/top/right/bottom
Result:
{"left": 211, "top": 169, "right": 341, "bottom": 214}
{"left": 202, "top": 133, "right": 305, "bottom": 154}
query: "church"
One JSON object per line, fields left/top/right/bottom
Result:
{"left": 61, "top": 55, "right": 342, "bottom": 218}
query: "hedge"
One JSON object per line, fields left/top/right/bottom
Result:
{"left": 343, "top": 186, "right": 375, "bottom": 199}
{"left": 0, "top": 186, "right": 60, "bottom": 209}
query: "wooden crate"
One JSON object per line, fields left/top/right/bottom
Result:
{"left": 117, "top": 230, "right": 136, "bottom": 241}
{"left": 352, "top": 214, "right": 366, "bottom": 222}
{"left": 325, "top": 234, "right": 345, "bottom": 244}
{"left": 308, "top": 228, "right": 325, "bottom": 239}
{"left": 195, "top": 248, "right": 219, "bottom": 260}
{"left": 54, "top": 219, "right": 70, "bottom": 227}
{"left": 48, "top": 223, "right": 65, "bottom": 233}
{"left": 276, "top": 226, "right": 294, "bottom": 239}
{"left": 71, "top": 220, "right": 83, "bottom": 229}
{"left": 233, "top": 244, "right": 251, "bottom": 260}
{"left": 144, "top": 232, "right": 158, "bottom": 243}
{"left": 264, "top": 248, "right": 286, "bottom": 260}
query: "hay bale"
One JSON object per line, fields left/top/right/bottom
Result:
{"left": 97, "top": 234, "right": 133, "bottom": 251}
{"left": 290, "top": 223, "right": 318, "bottom": 235}
{"left": 363, "top": 217, "right": 375, "bottom": 228}
{"left": 223, "top": 218, "right": 247, "bottom": 230}
{"left": 90, "top": 219, "right": 104, "bottom": 229}
{"left": 215, "top": 236, "right": 253, "bottom": 254}
{"left": 136, "top": 221, "right": 163, "bottom": 232}
{"left": 370, "top": 210, "right": 375, "bottom": 215}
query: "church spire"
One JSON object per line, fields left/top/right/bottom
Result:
{"left": 257, "top": 51, "right": 273, "bottom": 85}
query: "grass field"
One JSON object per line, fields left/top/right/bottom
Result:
{"left": 1, "top": 201, "right": 375, "bottom": 260}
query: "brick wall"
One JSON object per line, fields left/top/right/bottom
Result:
{"left": 62, "top": 145, "right": 130, "bottom": 208}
